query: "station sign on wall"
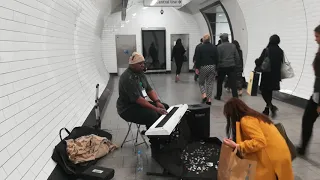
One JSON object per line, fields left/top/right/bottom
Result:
{"left": 143, "top": 0, "right": 183, "bottom": 7}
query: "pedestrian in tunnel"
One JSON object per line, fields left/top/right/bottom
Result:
{"left": 195, "top": 34, "right": 219, "bottom": 105}
{"left": 255, "top": 34, "right": 284, "bottom": 118}
{"left": 297, "top": 25, "right": 320, "bottom": 156}
{"left": 215, "top": 33, "right": 240, "bottom": 100}
{"left": 224, "top": 40, "right": 244, "bottom": 96}
{"left": 171, "top": 38, "right": 186, "bottom": 82}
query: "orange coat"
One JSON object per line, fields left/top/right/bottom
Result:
{"left": 236, "top": 116, "right": 294, "bottom": 180}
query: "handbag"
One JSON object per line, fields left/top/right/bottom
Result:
{"left": 183, "top": 54, "right": 188, "bottom": 62}
{"left": 261, "top": 48, "right": 271, "bottom": 72}
{"left": 274, "top": 123, "right": 297, "bottom": 160}
{"left": 281, "top": 54, "right": 294, "bottom": 79}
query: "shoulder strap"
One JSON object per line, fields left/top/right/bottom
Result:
{"left": 59, "top": 128, "right": 70, "bottom": 141}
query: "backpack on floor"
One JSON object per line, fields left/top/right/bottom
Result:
{"left": 51, "top": 126, "right": 113, "bottom": 176}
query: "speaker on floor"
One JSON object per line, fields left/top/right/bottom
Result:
{"left": 186, "top": 104, "right": 210, "bottom": 140}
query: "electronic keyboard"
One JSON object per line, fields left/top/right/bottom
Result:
{"left": 145, "top": 104, "right": 188, "bottom": 136}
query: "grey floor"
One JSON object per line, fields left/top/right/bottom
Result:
{"left": 97, "top": 73, "right": 320, "bottom": 180}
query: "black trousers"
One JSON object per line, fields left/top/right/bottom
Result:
{"left": 224, "top": 71, "right": 243, "bottom": 90}
{"left": 216, "top": 67, "right": 238, "bottom": 98}
{"left": 119, "top": 101, "right": 169, "bottom": 129}
{"left": 261, "top": 90, "right": 273, "bottom": 107}
{"left": 300, "top": 97, "right": 319, "bottom": 151}
{"left": 176, "top": 61, "right": 183, "bottom": 75}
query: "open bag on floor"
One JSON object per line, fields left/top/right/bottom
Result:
{"left": 217, "top": 144, "right": 257, "bottom": 180}
{"left": 51, "top": 126, "right": 113, "bottom": 176}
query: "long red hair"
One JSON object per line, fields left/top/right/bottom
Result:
{"left": 223, "top": 98, "right": 273, "bottom": 138}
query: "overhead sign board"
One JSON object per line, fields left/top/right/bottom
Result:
{"left": 144, "top": 0, "right": 183, "bottom": 7}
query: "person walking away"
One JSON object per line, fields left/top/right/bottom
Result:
{"left": 233, "top": 40, "right": 244, "bottom": 95}
{"left": 255, "top": 35, "right": 284, "bottom": 118}
{"left": 195, "top": 34, "right": 219, "bottom": 105}
{"left": 224, "top": 40, "right": 244, "bottom": 95}
{"left": 193, "top": 38, "right": 203, "bottom": 81}
{"left": 215, "top": 33, "right": 240, "bottom": 100}
{"left": 171, "top": 39, "right": 186, "bottom": 82}
{"left": 223, "top": 98, "right": 294, "bottom": 180}
{"left": 296, "top": 25, "right": 320, "bottom": 156}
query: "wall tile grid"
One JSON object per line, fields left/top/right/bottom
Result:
{"left": 0, "top": 0, "right": 109, "bottom": 180}
{"left": 102, "top": 4, "right": 203, "bottom": 73}
{"left": 237, "top": 0, "right": 320, "bottom": 99}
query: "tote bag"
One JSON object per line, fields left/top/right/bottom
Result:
{"left": 281, "top": 54, "right": 294, "bottom": 79}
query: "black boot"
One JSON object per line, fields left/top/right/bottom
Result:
{"left": 271, "top": 105, "right": 278, "bottom": 118}
{"left": 296, "top": 146, "right": 306, "bottom": 156}
{"left": 262, "top": 107, "right": 269, "bottom": 116}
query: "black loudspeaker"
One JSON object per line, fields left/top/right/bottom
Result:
{"left": 186, "top": 104, "right": 210, "bottom": 140}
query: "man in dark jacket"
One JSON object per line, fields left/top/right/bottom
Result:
{"left": 193, "top": 38, "right": 203, "bottom": 81}
{"left": 215, "top": 33, "right": 240, "bottom": 99}
{"left": 195, "top": 34, "right": 219, "bottom": 105}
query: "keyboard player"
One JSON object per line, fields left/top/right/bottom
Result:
{"left": 116, "top": 52, "right": 169, "bottom": 130}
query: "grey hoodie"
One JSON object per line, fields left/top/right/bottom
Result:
{"left": 217, "top": 42, "right": 240, "bottom": 68}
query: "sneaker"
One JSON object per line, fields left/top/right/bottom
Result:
{"left": 175, "top": 76, "right": 179, "bottom": 82}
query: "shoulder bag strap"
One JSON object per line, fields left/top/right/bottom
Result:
{"left": 59, "top": 128, "right": 71, "bottom": 141}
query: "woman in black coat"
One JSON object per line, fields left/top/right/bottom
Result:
{"left": 255, "top": 34, "right": 284, "bottom": 118}
{"left": 171, "top": 38, "right": 186, "bottom": 82}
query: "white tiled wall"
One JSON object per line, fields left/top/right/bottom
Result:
{"left": 236, "top": 0, "right": 320, "bottom": 99}
{"left": 0, "top": 0, "right": 109, "bottom": 179}
{"left": 102, "top": 2, "right": 203, "bottom": 73}
{"left": 193, "top": 12, "right": 209, "bottom": 40}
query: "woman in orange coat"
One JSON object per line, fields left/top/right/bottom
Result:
{"left": 222, "top": 98, "right": 294, "bottom": 180}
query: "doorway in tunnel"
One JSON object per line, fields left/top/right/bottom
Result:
{"left": 200, "top": 2, "right": 234, "bottom": 45}
{"left": 171, "top": 34, "right": 190, "bottom": 74}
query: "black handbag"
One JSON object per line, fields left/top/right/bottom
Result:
{"left": 51, "top": 126, "right": 113, "bottom": 176}
{"left": 255, "top": 48, "right": 271, "bottom": 73}
{"left": 274, "top": 123, "right": 297, "bottom": 160}
{"left": 183, "top": 55, "right": 188, "bottom": 62}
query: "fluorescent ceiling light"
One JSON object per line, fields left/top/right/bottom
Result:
{"left": 218, "top": 14, "right": 223, "bottom": 16}
{"left": 126, "top": 20, "right": 130, "bottom": 23}
{"left": 132, "top": 13, "right": 136, "bottom": 16}
{"left": 150, "top": 0, "right": 157, "bottom": 6}
{"left": 143, "top": 7, "right": 148, "bottom": 9}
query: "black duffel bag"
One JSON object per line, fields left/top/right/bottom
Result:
{"left": 51, "top": 126, "right": 112, "bottom": 176}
